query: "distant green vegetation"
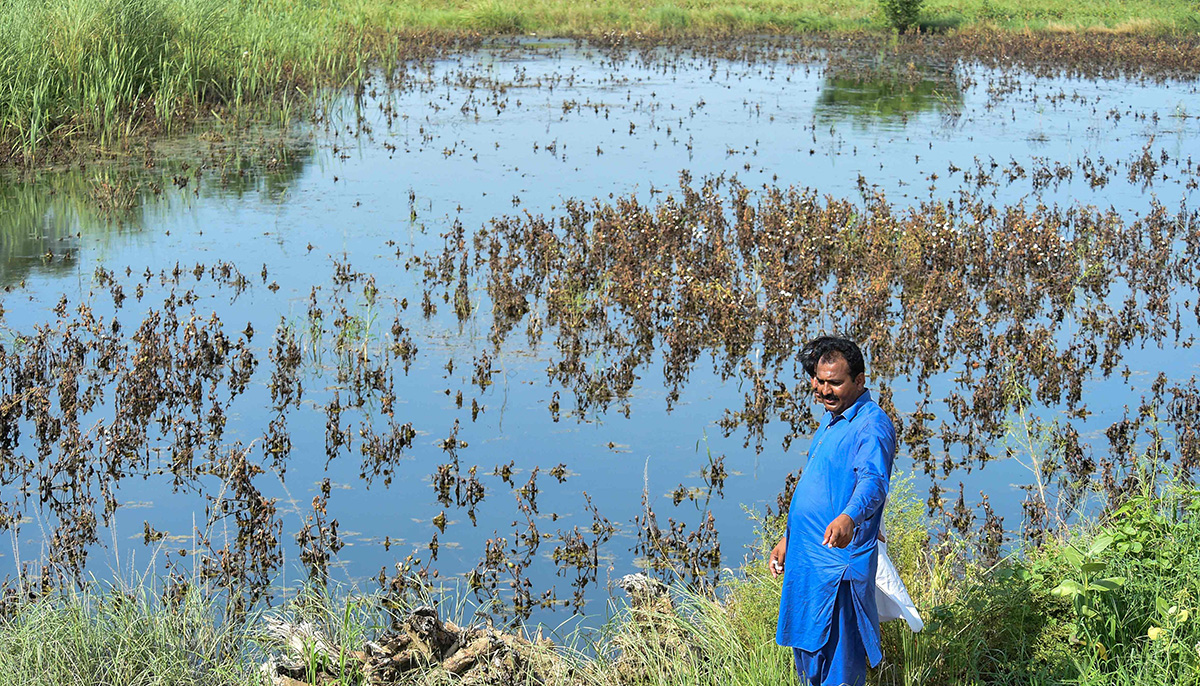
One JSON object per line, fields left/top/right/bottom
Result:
{"left": 1, "top": 0, "right": 1198, "bottom": 167}
{"left": 3, "top": 474, "right": 1198, "bottom": 685}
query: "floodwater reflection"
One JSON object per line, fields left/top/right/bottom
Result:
{"left": 0, "top": 134, "right": 314, "bottom": 282}
{"left": 816, "top": 74, "right": 962, "bottom": 126}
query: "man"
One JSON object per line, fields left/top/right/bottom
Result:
{"left": 770, "top": 336, "right": 896, "bottom": 686}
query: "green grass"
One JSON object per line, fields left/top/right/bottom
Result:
{"left": 0, "top": 0, "right": 362, "bottom": 164}
{"left": 0, "top": 0, "right": 1197, "bottom": 166}
{"left": 0, "top": 583, "right": 255, "bottom": 686}
{"left": 351, "top": 0, "right": 1200, "bottom": 34}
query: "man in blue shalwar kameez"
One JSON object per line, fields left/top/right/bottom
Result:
{"left": 770, "top": 336, "right": 896, "bottom": 686}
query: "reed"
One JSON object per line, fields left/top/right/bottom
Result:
{"left": 0, "top": 0, "right": 359, "bottom": 165}
{"left": 0, "top": 582, "right": 254, "bottom": 686}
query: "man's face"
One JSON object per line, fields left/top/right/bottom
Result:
{"left": 811, "top": 354, "right": 866, "bottom": 416}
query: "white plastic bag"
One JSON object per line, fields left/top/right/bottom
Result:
{"left": 875, "top": 536, "right": 924, "bottom": 632}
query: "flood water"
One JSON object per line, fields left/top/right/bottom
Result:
{"left": 1, "top": 40, "right": 1198, "bottom": 631}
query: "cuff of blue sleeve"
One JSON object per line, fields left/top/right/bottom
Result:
{"left": 839, "top": 508, "right": 862, "bottom": 526}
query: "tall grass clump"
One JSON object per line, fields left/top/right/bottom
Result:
{"left": 466, "top": 0, "right": 527, "bottom": 34}
{"left": 0, "top": 0, "right": 345, "bottom": 164}
{"left": 2, "top": 0, "right": 198, "bottom": 158}
{"left": 648, "top": 5, "right": 691, "bottom": 33}
{"left": 0, "top": 584, "right": 253, "bottom": 686}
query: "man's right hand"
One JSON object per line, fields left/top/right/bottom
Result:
{"left": 769, "top": 536, "right": 787, "bottom": 578}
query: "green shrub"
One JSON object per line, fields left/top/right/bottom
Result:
{"left": 1070, "top": 487, "right": 1200, "bottom": 684}
{"left": 879, "top": 0, "right": 924, "bottom": 31}
{"left": 903, "top": 562, "right": 1075, "bottom": 685}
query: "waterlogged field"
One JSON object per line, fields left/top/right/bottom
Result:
{"left": 0, "top": 40, "right": 1198, "bottom": 634}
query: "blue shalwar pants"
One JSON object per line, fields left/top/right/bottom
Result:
{"left": 792, "top": 581, "right": 867, "bottom": 686}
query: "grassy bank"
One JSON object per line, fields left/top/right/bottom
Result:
{"left": 1, "top": 0, "right": 1199, "bottom": 168}
{"left": 591, "top": 476, "right": 1200, "bottom": 686}
{"left": 132, "top": 0, "right": 1200, "bottom": 36}
{"left": 4, "top": 476, "right": 1198, "bottom": 685}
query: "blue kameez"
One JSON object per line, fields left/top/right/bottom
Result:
{"left": 776, "top": 390, "right": 896, "bottom": 685}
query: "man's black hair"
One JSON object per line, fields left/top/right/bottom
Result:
{"left": 799, "top": 336, "right": 865, "bottom": 379}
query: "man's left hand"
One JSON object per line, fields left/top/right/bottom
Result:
{"left": 822, "top": 514, "right": 856, "bottom": 548}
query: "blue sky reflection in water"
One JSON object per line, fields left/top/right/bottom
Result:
{"left": 0, "top": 42, "right": 1198, "bottom": 632}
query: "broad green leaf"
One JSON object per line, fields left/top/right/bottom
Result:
{"left": 1052, "top": 579, "right": 1084, "bottom": 597}
{"left": 1092, "top": 577, "right": 1126, "bottom": 592}
{"left": 1062, "top": 546, "right": 1084, "bottom": 567}
{"left": 1088, "top": 534, "right": 1115, "bottom": 556}
{"left": 1081, "top": 562, "right": 1107, "bottom": 574}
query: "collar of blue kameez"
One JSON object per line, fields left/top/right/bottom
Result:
{"left": 825, "top": 388, "right": 872, "bottom": 427}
